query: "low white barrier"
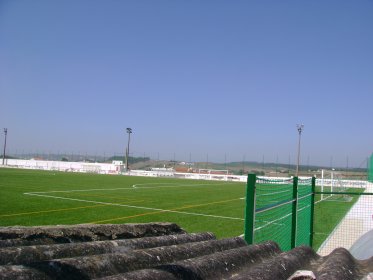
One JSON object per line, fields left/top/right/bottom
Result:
{"left": 1, "top": 159, "right": 122, "bottom": 174}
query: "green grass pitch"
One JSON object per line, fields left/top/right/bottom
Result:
{"left": 0, "top": 168, "right": 359, "bottom": 248}
{"left": 0, "top": 168, "right": 247, "bottom": 239}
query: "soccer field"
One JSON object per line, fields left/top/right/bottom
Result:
{"left": 0, "top": 168, "right": 246, "bottom": 238}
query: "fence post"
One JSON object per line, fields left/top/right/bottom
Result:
{"left": 291, "top": 176, "right": 298, "bottom": 248}
{"left": 310, "top": 176, "right": 316, "bottom": 247}
{"left": 244, "top": 173, "right": 256, "bottom": 244}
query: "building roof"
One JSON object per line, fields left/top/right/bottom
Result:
{"left": 0, "top": 223, "right": 372, "bottom": 280}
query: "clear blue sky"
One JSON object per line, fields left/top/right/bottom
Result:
{"left": 1, "top": 0, "right": 372, "bottom": 167}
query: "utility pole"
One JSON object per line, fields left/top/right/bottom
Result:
{"left": 224, "top": 153, "right": 227, "bottom": 170}
{"left": 2, "top": 128, "right": 7, "bottom": 165}
{"left": 242, "top": 154, "right": 245, "bottom": 175}
{"left": 296, "top": 124, "right": 304, "bottom": 177}
{"left": 125, "top": 128, "right": 132, "bottom": 172}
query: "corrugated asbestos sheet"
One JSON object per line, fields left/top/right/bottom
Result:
{"left": 0, "top": 223, "right": 372, "bottom": 280}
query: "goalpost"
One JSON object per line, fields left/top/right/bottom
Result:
{"left": 319, "top": 169, "right": 352, "bottom": 202}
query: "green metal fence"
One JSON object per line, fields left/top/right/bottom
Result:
{"left": 244, "top": 174, "right": 314, "bottom": 251}
{"left": 244, "top": 173, "right": 373, "bottom": 254}
{"left": 296, "top": 177, "right": 315, "bottom": 247}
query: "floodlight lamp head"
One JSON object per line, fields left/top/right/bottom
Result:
{"left": 3, "top": 128, "right": 7, "bottom": 134}
{"left": 296, "top": 124, "right": 304, "bottom": 134}
{"left": 126, "top": 128, "right": 132, "bottom": 134}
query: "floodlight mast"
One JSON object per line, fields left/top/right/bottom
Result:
{"left": 2, "top": 128, "right": 7, "bottom": 165}
{"left": 125, "top": 128, "right": 132, "bottom": 172}
{"left": 296, "top": 124, "right": 304, "bottom": 177}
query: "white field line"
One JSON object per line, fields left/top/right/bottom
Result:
{"left": 254, "top": 212, "right": 291, "bottom": 231}
{"left": 238, "top": 205, "right": 310, "bottom": 238}
{"left": 24, "top": 193, "right": 244, "bottom": 221}
{"left": 23, "top": 182, "right": 244, "bottom": 221}
{"left": 253, "top": 204, "right": 310, "bottom": 232}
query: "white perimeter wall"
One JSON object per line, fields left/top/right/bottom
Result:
{"left": 1, "top": 159, "right": 122, "bottom": 174}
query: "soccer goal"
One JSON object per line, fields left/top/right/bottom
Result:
{"left": 318, "top": 169, "right": 352, "bottom": 202}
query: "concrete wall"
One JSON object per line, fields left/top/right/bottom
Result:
{"left": 1, "top": 159, "right": 123, "bottom": 174}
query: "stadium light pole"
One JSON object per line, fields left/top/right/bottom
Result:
{"left": 2, "top": 128, "right": 7, "bottom": 165}
{"left": 296, "top": 124, "right": 304, "bottom": 177}
{"left": 125, "top": 128, "right": 132, "bottom": 172}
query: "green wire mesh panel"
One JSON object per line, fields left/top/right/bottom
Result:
{"left": 369, "top": 153, "right": 373, "bottom": 183}
{"left": 254, "top": 177, "right": 294, "bottom": 251}
{"left": 296, "top": 178, "right": 313, "bottom": 246}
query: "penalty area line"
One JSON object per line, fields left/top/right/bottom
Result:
{"left": 24, "top": 192, "right": 244, "bottom": 221}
